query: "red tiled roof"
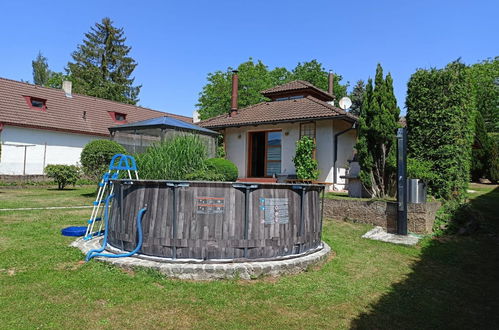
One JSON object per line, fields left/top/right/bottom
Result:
{"left": 0, "top": 77, "right": 192, "bottom": 136}
{"left": 199, "top": 95, "right": 357, "bottom": 129}
{"left": 261, "top": 80, "right": 334, "bottom": 101}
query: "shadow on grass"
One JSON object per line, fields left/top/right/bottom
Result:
{"left": 46, "top": 188, "right": 78, "bottom": 191}
{"left": 351, "top": 187, "right": 499, "bottom": 329}
{"left": 81, "top": 190, "right": 98, "bottom": 198}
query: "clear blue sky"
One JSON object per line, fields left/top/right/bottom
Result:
{"left": 1, "top": 0, "right": 497, "bottom": 117}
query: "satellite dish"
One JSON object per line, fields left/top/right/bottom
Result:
{"left": 339, "top": 97, "right": 352, "bottom": 110}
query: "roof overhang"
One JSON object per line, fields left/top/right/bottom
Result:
{"left": 202, "top": 115, "right": 357, "bottom": 130}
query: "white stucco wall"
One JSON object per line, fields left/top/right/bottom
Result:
{"left": 224, "top": 122, "right": 299, "bottom": 177}
{"left": 332, "top": 120, "right": 357, "bottom": 190}
{"left": 223, "top": 119, "right": 357, "bottom": 191}
{"left": 0, "top": 126, "right": 100, "bottom": 175}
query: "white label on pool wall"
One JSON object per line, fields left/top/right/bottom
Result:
{"left": 196, "top": 197, "right": 225, "bottom": 214}
{"left": 259, "top": 198, "right": 289, "bottom": 224}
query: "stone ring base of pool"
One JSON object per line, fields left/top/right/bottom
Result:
{"left": 71, "top": 238, "right": 332, "bottom": 280}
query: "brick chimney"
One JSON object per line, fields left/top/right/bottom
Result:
{"left": 230, "top": 70, "right": 238, "bottom": 117}
{"left": 328, "top": 70, "right": 334, "bottom": 96}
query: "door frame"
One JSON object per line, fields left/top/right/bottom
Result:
{"left": 247, "top": 129, "right": 282, "bottom": 178}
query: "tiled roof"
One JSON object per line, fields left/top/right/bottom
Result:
{"left": 199, "top": 95, "right": 357, "bottom": 129}
{"left": 0, "top": 77, "right": 192, "bottom": 137}
{"left": 260, "top": 80, "right": 334, "bottom": 101}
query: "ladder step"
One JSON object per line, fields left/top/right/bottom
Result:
{"left": 87, "top": 217, "right": 102, "bottom": 224}
{"left": 93, "top": 200, "right": 107, "bottom": 206}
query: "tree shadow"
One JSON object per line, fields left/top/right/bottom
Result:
{"left": 46, "top": 188, "right": 77, "bottom": 191}
{"left": 351, "top": 186, "right": 499, "bottom": 329}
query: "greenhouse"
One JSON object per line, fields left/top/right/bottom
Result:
{"left": 108, "top": 116, "right": 219, "bottom": 156}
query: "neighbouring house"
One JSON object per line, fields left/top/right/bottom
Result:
{"left": 0, "top": 77, "right": 191, "bottom": 175}
{"left": 199, "top": 71, "right": 358, "bottom": 191}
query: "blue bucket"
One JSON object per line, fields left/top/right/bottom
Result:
{"left": 61, "top": 226, "right": 87, "bottom": 237}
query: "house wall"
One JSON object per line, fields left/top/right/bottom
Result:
{"left": 224, "top": 122, "right": 299, "bottom": 177}
{"left": 223, "top": 119, "right": 357, "bottom": 191}
{"left": 0, "top": 125, "right": 100, "bottom": 175}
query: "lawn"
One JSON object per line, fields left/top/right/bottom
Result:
{"left": 0, "top": 184, "right": 498, "bottom": 329}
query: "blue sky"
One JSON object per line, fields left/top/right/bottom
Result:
{"left": 0, "top": 0, "right": 497, "bottom": 117}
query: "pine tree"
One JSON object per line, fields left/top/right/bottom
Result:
{"left": 349, "top": 80, "right": 365, "bottom": 116}
{"left": 32, "top": 52, "right": 51, "bottom": 86}
{"left": 67, "top": 17, "right": 141, "bottom": 104}
{"left": 356, "top": 64, "right": 400, "bottom": 198}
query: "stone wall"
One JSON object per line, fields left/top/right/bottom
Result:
{"left": 322, "top": 198, "right": 441, "bottom": 234}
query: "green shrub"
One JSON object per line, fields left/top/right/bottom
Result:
{"left": 185, "top": 169, "right": 225, "bottom": 181}
{"left": 205, "top": 158, "right": 238, "bottom": 181}
{"left": 488, "top": 140, "right": 499, "bottom": 183}
{"left": 433, "top": 200, "right": 481, "bottom": 236}
{"left": 406, "top": 61, "right": 475, "bottom": 202}
{"left": 293, "top": 136, "right": 319, "bottom": 180}
{"left": 44, "top": 165, "right": 80, "bottom": 190}
{"left": 136, "top": 136, "right": 208, "bottom": 180}
{"left": 80, "top": 140, "right": 126, "bottom": 180}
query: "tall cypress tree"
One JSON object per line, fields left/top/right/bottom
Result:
{"left": 67, "top": 17, "right": 141, "bottom": 104}
{"left": 356, "top": 64, "right": 400, "bottom": 198}
{"left": 32, "top": 51, "right": 51, "bottom": 86}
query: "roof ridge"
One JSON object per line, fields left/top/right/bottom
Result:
{"left": 306, "top": 96, "right": 358, "bottom": 119}
{"left": 0, "top": 76, "right": 191, "bottom": 120}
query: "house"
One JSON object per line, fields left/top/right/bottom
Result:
{"left": 0, "top": 77, "right": 191, "bottom": 175}
{"left": 199, "top": 71, "right": 358, "bottom": 191}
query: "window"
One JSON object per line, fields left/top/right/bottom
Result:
{"left": 275, "top": 95, "right": 304, "bottom": 101}
{"left": 300, "top": 122, "right": 316, "bottom": 140}
{"left": 115, "top": 113, "right": 126, "bottom": 121}
{"left": 109, "top": 112, "right": 127, "bottom": 123}
{"left": 23, "top": 96, "right": 47, "bottom": 111}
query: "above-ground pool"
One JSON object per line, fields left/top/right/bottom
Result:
{"left": 107, "top": 180, "right": 325, "bottom": 261}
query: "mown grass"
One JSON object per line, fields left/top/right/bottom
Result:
{"left": 0, "top": 184, "right": 497, "bottom": 329}
{"left": 0, "top": 186, "right": 96, "bottom": 209}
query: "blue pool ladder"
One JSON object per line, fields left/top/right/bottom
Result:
{"left": 84, "top": 154, "right": 139, "bottom": 240}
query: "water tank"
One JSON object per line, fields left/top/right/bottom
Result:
{"left": 408, "top": 179, "right": 426, "bottom": 203}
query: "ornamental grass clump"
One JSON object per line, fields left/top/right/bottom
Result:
{"left": 136, "top": 135, "right": 208, "bottom": 180}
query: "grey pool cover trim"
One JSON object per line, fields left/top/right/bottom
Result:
{"left": 72, "top": 238, "right": 331, "bottom": 280}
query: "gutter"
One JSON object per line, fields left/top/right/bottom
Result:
{"left": 333, "top": 122, "right": 357, "bottom": 185}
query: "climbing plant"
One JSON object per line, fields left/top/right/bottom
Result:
{"left": 293, "top": 136, "right": 319, "bottom": 180}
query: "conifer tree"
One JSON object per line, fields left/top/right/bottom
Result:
{"left": 349, "top": 80, "right": 365, "bottom": 116}
{"left": 356, "top": 64, "right": 400, "bottom": 198}
{"left": 32, "top": 51, "right": 51, "bottom": 86}
{"left": 67, "top": 17, "right": 141, "bottom": 104}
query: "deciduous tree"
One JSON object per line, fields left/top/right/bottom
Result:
{"left": 197, "top": 59, "right": 348, "bottom": 120}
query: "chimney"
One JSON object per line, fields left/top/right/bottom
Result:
{"left": 230, "top": 70, "right": 238, "bottom": 117}
{"left": 328, "top": 70, "right": 334, "bottom": 96}
{"left": 192, "top": 110, "right": 200, "bottom": 123}
{"left": 62, "top": 80, "right": 72, "bottom": 98}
